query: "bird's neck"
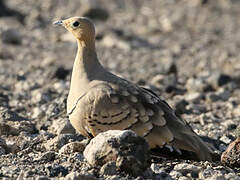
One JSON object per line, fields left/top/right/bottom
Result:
{"left": 69, "top": 39, "right": 102, "bottom": 95}
{"left": 73, "top": 40, "right": 99, "bottom": 78}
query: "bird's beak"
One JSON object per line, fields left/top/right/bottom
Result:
{"left": 53, "top": 20, "right": 63, "bottom": 26}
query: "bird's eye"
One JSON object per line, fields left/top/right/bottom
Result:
{"left": 72, "top": 21, "right": 80, "bottom": 28}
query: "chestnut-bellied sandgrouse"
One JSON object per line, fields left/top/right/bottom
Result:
{"left": 53, "top": 17, "right": 213, "bottom": 161}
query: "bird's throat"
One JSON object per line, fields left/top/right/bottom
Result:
{"left": 67, "top": 39, "right": 100, "bottom": 113}
{"left": 73, "top": 40, "right": 99, "bottom": 78}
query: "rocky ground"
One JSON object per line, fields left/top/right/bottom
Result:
{"left": 1, "top": 0, "right": 240, "bottom": 179}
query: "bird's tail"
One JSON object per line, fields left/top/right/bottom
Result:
{"left": 166, "top": 113, "right": 214, "bottom": 161}
{"left": 170, "top": 129, "right": 213, "bottom": 161}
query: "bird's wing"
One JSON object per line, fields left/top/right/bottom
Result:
{"left": 78, "top": 81, "right": 173, "bottom": 145}
{"left": 75, "top": 79, "right": 212, "bottom": 161}
{"left": 140, "top": 87, "right": 213, "bottom": 161}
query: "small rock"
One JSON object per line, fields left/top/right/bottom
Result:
{"left": 186, "top": 104, "right": 206, "bottom": 114}
{"left": 45, "top": 101, "right": 66, "bottom": 119}
{"left": 32, "top": 107, "right": 45, "bottom": 118}
{"left": 0, "top": 46, "right": 13, "bottom": 60}
{"left": 173, "top": 163, "right": 201, "bottom": 176}
{"left": 100, "top": 161, "right": 118, "bottom": 176}
{"left": 0, "top": 121, "right": 20, "bottom": 136}
{"left": 45, "top": 164, "right": 68, "bottom": 177}
{"left": 184, "top": 92, "right": 203, "bottom": 103}
{"left": 53, "top": 81, "right": 68, "bottom": 93}
{"left": 53, "top": 66, "right": 70, "bottom": 80}
{"left": 36, "top": 151, "right": 56, "bottom": 162}
{"left": 206, "top": 93, "right": 220, "bottom": 102}
{"left": 36, "top": 176, "right": 50, "bottom": 180}
{"left": 0, "top": 93, "right": 9, "bottom": 107}
{"left": 233, "top": 107, "right": 240, "bottom": 117}
{"left": 159, "top": 16, "right": 173, "bottom": 32}
{"left": 215, "top": 89, "right": 231, "bottom": 101}
{"left": 1, "top": 29, "right": 22, "bottom": 45}
{"left": 41, "top": 56, "right": 56, "bottom": 67}
{"left": 102, "top": 35, "right": 131, "bottom": 51}
{"left": 186, "top": 77, "right": 207, "bottom": 92}
{"left": 235, "top": 125, "right": 240, "bottom": 138}
{"left": 219, "top": 136, "right": 232, "bottom": 144}
{"left": 50, "top": 118, "right": 75, "bottom": 135}
{"left": 221, "top": 137, "right": 240, "bottom": 167}
{"left": 0, "top": 0, "right": 25, "bottom": 22}
{"left": 0, "top": 144, "right": 6, "bottom": 155}
{"left": 169, "top": 170, "right": 182, "bottom": 179}
{"left": 164, "top": 74, "right": 178, "bottom": 90}
{"left": 164, "top": 62, "right": 177, "bottom": 75}
{"left": 59, "top": 141, "right": 87, "bottom": 154}
{"left": 219, "top": 143, "right": 227, "bottom": 152}
{"left": 83, "top": 130, "right": 150, "bottom": 176}
{"left": 207, "top": 72, "right": 232, "bottom": 89}
{"left": 44, "top": 134, "right": 81, "bottom": 151}
{"left": 14, "top": 81, "right": 30, "bottom": 92}
{"left": 83, "top": 8, "right": 109, "bottom": 21}
{"left": 151, "top": 74, "right": 178, "bottom": 93}
{"left": 0, "top": 138, "right": 7, "bottom": 155}
{"left": 150, "top": 74, "right": 165, "bottom": 88}
{"left": 0, "top": 106, "right": 25, "bottom": 122}
{"left": 64, "top": 172, "right": 96, "bottom": 180}
{"left": 150, "top": 163, "right": 164, "bottom": 174}
{"left": 199, "top": 169, "right": 226, "bottom": 180}
{"left": 225, "top": 173, "right": 240, "bottom": 180}
{"left": 18, "top": 121, "right": 37, "bottom": 134}
{"left": 31, "top": 89, "right": 53, "bottom": 104}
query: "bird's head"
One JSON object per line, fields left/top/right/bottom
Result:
{"left": 53, "top": 17, "right": 95, "bottom": 47}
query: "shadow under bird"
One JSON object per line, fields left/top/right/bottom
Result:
{"left": 53, "top": 17, "right": 213, "bottom": 161}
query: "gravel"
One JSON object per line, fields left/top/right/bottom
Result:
{"left": 0, "top": 0, "right": 240, "bottom": 179}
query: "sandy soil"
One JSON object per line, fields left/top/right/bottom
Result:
{"left": 0, "top": 0, "right": 240, "bottom": 179}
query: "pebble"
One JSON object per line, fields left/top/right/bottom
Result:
{"left": 221, "top": 137, "right": 240, "bottom": 167}
{"left": 186, "top": 104, "right": 206, "bottom": 114}
{"left": 1, "top": 29, "right": 22, "bottom": 45}
{"left": 186, "top": 77, "right": 207, "bottom": 92}
{"left": 169, "top": 170, "right": 182, "bottom": 179}
{"left": 0, "top": 138, "right": 7, "bottom": 155}
{"left": 184, "top": 92, "right": 203, "bottom": 103}
{"left": 102, "top": 35, "right": 131, "bottom": 51}
{"left": 45, "top": 164, "right": 68, "bottom": 177}
{"left": 31, "top": 89, "right": 53, "bottom": 104}
{"left": 53, "top": 66, "right": 70, "bottom": 80}
{"left": 173, "top": 163, "right": 201, "bottom": 178}
{"left": 207, "top": 72, "right": 232, "bottom": 89}
{"left": 220, "top": 136, "right": 232, "bottom": 144}
{"left": 64, "top": 172, "right": 96, "bottom": 180}
{"left": 35, "top": 151, "right": 56, "bottom": 162}
{"left": 36, "top": 176, "right": 50, "bottom": 180}
{"left": 0, "top": 106, "right": 24, "bottom": 121}
{"left": 150, "top": 163, "right": 165, "bottom": 174}
{"left": 100, "top": 162, "right": 118, "bottom": 176}
{"left": 83, "top": 130, "right": 150, "bottom": 176}
{"left": 59, "top": 141, "right": 87, "bottom": 154}
{"left": 0, "top": 0, "right": 240, "bottom": 179}
{"left": 206, "top": 93, "right": 221, "bottom": 102}
{"left": 0, "top": 122, "right": 19, "bottom": 136}
{"left": 44, "top": 134, "right": 80, "bottom": 151}
{"left": 50, "top": 118, "right": 75, "bottom": 135}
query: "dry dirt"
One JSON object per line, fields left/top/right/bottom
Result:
{"left": 1, "top": 0, "right": 240, "bottom": 179}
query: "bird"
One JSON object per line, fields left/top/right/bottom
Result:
{"left": 53, "top": 16, "right": 213, "bottom": 161}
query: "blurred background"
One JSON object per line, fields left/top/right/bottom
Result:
{"left": 1, "top": 0, "right": 240, "bottom": 178}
